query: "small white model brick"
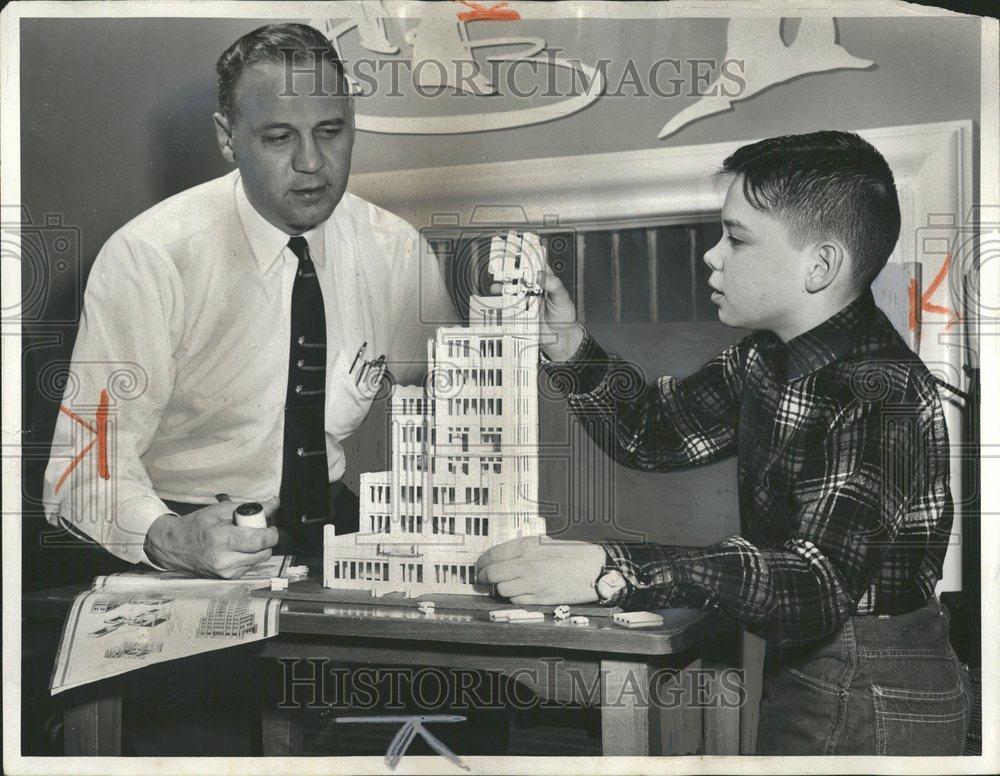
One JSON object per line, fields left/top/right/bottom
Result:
{"left": 324, "top": 231, "right": 548, "bottom": 598}
{"left": 553, "top": 605, "right": 571, "bottom": 619}
{"left": 489, "top": 608, "right": 526, "bottom": 622}
{"left": 570, "top": 616, "right": 589, "bottom": 626}
{"left": 612, "top": 611, "right": 665, "bottom": 628}
{"left": 505, "top": 610, "right": 545, "bottom": 622}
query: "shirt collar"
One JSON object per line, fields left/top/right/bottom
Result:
{"left": 234, "top": 174, "right": 326, "bottom": 274}
{"left": 758, "top": 290, "right": 877, "bottom": 381}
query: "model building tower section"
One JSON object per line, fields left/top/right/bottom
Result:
{"left": 324, "top": 231, "right": 548, "bottom": 596}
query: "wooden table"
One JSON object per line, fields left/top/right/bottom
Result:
{"left": 24, "top": 584, "right": 744, "bottom": 757}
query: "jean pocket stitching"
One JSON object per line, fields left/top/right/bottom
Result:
{"left": 782, "top": 666, "right": 841, "bottom": 695}
{"left": 872, "top": 683, "right": 964, "bottom": 702}
{"left": 878, "top": 710, "right": 967, "bottom": 723}
{"left": 857, "top": 648, "right": 954, "bottom": 659}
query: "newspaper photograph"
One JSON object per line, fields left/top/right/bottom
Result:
{"left": 1, "top": 1, "right": 997, "bottom": 774}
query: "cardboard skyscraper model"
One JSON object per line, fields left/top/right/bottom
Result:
{"left": 324, "top": 231, "right": 548, "bottom": 596}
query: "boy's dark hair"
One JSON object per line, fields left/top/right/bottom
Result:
{"left": 216, "top": 23, "right": 346, "bottom": 123}
{"left": 720, "top": 131, "right": 901, "bottom": 291}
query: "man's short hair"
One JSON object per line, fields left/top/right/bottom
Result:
{"left": 216, "top": 23, "right": 347, "bottom": 123}
{"left": 720, "top": 131, "right": 901, "bottom": 291}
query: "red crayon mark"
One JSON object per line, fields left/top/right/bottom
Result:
{"left": 55, "top": 389, "right": 111, "bottom": 493}
{"left": 908, "top": 253, "right": 962, "bottom": 333}
{"left": 455, "top": 1, "right": 521, "bottom": 22}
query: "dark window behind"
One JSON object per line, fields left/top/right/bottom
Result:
{"left": 425, "top": 220, "right": 723, "bottom": 324}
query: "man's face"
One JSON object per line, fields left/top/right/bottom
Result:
{"left": 703, "top": 175, "right": 811, "bottom": 339}
{"left": 217, "top": 58, "right": 354, "bottom": 234}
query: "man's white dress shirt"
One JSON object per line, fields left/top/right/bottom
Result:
{"left": 43, "top": 170, "right": 455, "bottom": 565}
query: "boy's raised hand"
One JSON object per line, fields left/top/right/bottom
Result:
{"left": 491, "top": 245, "right": 584, "bottom": 362}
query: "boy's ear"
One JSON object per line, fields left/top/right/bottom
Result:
{"left": 804, "top": 241, "right": 846, "bottom": 293}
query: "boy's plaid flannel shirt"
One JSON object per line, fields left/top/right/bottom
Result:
{"left": 543, "top": 291, "right": 953, "bottom": 645}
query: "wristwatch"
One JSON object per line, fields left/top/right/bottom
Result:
{"left": 595, "top": 568, "right": 627, "bottom": 604}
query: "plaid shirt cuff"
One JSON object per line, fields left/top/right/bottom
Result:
{"left": 600, "top": 540, "right": 681, "bottom": 610}
{"left": 541, "top": 330, "right": 613, "bottom": 397}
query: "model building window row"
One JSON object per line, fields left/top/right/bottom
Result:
{"left": 331, "top": 561, "right": 390, "bottom": 581}
{"left": 400, "top": 563, "right": 423, "bottom": 583}
{"left": 446, "top": 398, "right": 503, "bottom": 416}
{"left": 432, "top": 486, "right": 457, "bottom": 505}
{"left": 369, "top": 485, "right": 391, "bottom": 504}
{"left": 434, "top": 564, "right": 477, "bottom": 585}
{"left": 440, "top": 367, "right": 503, "bottom": 388}
{"left": 397, "top": 397, "right": 426, "bottom": 414}
{"left": 400, "top": 425, "right": 426, "bottom": 443}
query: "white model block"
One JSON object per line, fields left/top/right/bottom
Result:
{"left": 612, "top": 611, "right": 665, "bottom": 629}
{"left": 570, "top": 616, "right": 589, "bottom": 626}
{"left": 269, "top": 577, "right": 288, "bottom": 591}
{"left": 489, "top": 608, "right": 527, "bottom": 622}
{"left": 325, "top": 231, "right": 548, "bottom": 598}
{"left": 553, "top": 605, "right": 571, "bottom": 619}
{"left": 505, "top": 610, "right": 545, "bottom": 622}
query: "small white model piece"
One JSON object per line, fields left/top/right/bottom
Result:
{"left": 489, "top": 608, "right": 526, "bottom": 622}
{"left": 612, "top": 611, "right": 664, "bottom": 629}
{"left": 233, "top": 502, "right": 267, "bottom": 529}
{"left": 505, "top": 610, "right": 545, "bottom": 622}
{"left": 553, "top": 605, "right": 571, "bottom": 620}
{"left": 285, "top": 565, "right": 309, "bottom": 581}
{"left": 324, "top": 231, "right": 548, "bottom": 596}
{"left": 417, "top": 601, "right": 436, "bottom": 615}
{"left": 570, "top": 616, "right": 589, "bottom": 626}
{"left": 269, "top": 577, "right": 288, "bottom": 591}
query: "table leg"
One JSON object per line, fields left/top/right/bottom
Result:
{"left": 63, "top": 690, "right": 122, "bottom": 755}
{"left": 261, "top": 659, "right": 303, "bottom": 755}
{"left": 600, "top": 658, "right": 662, "bottom": 756}
{"left": 701, "top": 630, "right": 742, "bottom": 755}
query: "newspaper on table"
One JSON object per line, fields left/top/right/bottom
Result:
{"left": 50, "top": 555, "right": 291, "bottom": 694}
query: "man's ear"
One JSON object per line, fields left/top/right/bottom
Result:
{"left": 804, "top": 241, "right": 846, "bottom": 293}
{"left": 213, "top": 112, "right": 236, "bottom": 165}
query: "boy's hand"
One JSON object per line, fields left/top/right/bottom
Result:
{"left": 144, "top": 497, "right": 280, "bottom": 578}
{"left": 490, "top": 246, "right": 584, "bottom": 362}
{"left": 475, "top": 536, "right": 606, "bottom": 605}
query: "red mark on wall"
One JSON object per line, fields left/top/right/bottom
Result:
{"left": 909, "top": 252, "right": 961, "bottom": 334}
{"left": 55, "top": 389, "right": 110, "bottom": 493}
{"left": 455, "top": 1, "right": 521, "bottom": 22}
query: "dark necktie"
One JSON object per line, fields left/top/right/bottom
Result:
{"left": 279, "top": 235, "right": 330, "bottom": 549}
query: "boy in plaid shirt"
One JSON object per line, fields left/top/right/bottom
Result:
{"left": 477, "top": 131, "right": 970, "bottom": 755}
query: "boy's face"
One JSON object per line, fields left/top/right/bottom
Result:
{"left": 703, "top": 175, "right": 810, "bottom": 340}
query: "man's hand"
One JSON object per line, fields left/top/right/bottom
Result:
{"left": 144, "top": 497, "right": 280, "bottom": 578}
{"left": 490, "top": 247, "right": 584, "bottom": 362}
{"left": 475, "top": 536, "right": 606, "bottom": 605}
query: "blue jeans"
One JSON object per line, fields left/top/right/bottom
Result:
{"left": 756, "top": 596, "right": 972, "bottom": 755}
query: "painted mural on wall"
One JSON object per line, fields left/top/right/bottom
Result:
{"left": 658, "top": 17, "right": 873, "bottom": 138}
{"left": 311, "top": 2, "right": 874, "bottom": 139}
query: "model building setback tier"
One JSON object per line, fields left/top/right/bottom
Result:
{"left": 325, "top": 231, "right": 548, "bottom": 597}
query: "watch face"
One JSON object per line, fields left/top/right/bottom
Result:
{"left": 597, "top": 570, "right": 626, "bottom": 600}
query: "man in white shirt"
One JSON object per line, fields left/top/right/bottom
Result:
{"left": 43, "top": 23, "right": 455, "bottom": 578}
